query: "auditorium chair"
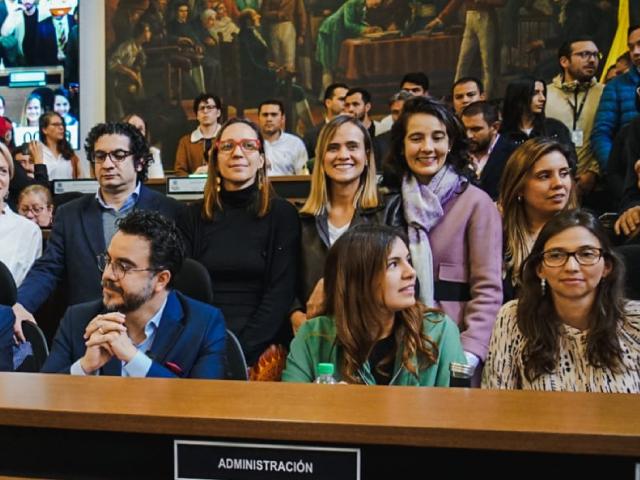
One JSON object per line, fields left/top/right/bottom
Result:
{"left": 172, "top": 258, "right": 249, "bottom": 380}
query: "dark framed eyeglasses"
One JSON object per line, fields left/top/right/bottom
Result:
{"left": 19, "top": 204, "right": 47, "bottom": 215}
{"left": 541, "top": 247, "right": 603, "bottom": 267}
{"left": 97, "top": 253, "right": 159, "bottom": 280}
{"left": 198, "top": 104, "right": 218, "bottom": 112}
{"left": 571, "top": 51, "right": 602, "bottom": 61}
{"left": 216, "top": 138, "right": 261, "bottom": 154}
{"left": 92, "top": 150, "right": 133, "bottom": 164}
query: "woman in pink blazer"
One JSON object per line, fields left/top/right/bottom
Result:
{"left": 385, "top": 97, "right": 503, "bottom": 378}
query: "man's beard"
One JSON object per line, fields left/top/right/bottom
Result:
{"left": 102, "top": 280, "right": 154, "bottom": 313}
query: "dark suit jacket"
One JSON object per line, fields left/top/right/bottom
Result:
{"left": 17, "top": 185, "right": 182, "bottom": 312}
{"left": 41, "top": 290, "right": 227, "bottom": 379}
{"left": 478, "top": 135, "right": 517, "bottom": 201}
{"left": 303, "top": 122, "right": 323, "bottom": 160}
{"left": 35, "top": 14, "right": 76, "bottom": 66}
{"left": 0, "top": 306, "right": 13, "bottom": 372}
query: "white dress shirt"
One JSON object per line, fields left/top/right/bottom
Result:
{"left": 0, "top": 204, "right": 42, "bottom": 286}
{"left": 265, "top": 131, "right": 309, "bottom": 175}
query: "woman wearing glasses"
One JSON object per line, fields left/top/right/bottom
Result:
{"left": 38, "top": 111, "right": 81, "bottom": 180}
{"left": 177, "top": 118, "right": 300, "bottom": 365}
{"left": 482, "top": 209, "right": 640, "bottom": 392}
{"left": 18, "top": 185, "right": 54, "bottom": 228}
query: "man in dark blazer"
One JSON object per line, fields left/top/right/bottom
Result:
{"left": 34, "top": 11, "right": 76, "bottom": 66}
{"left": 461, "top": 101, "right": 517, "bottom": 201}
{"left": 12, "top": 123, "right": 182, "bottom": 341}
{"left": 41, "top": 210, "right": 226, "bottom": 378}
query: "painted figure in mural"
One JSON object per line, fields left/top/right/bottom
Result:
{"left": 315, "top": 0, "right": 384, "bottom": 90}
{"left": 237, "top": 9, "right": 306, "bottom": 110}
{"left": 261, "top": 0, "right": 307, "bottom": 72}
{"left": 209, "top": 1, "right": 239, "bottom": 43}
{"left": 108, "top": 21, "right": 151, "bottom": 118}
{"left": 167, "top": 1, "right": 207, "bottom": 94}
{"left": 425, "top": 0, "right": 506, "bottom": 99}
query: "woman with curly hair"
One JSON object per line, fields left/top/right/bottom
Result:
{"left": 282, "top": 224, "right": 465, "bottom": 385}
{"left": 483, "top": 209, "right": 640, "bottom": 392}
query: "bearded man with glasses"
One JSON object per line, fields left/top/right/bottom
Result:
{"left": 11, "top": 122, "right": 182, "bottom": 343}
{"left": 545, "top": 36, "right": 604, "bottom": 208}
{"left": 41, "top": 210, "right": 226, "bottom": 378}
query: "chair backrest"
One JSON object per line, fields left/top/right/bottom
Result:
{"left": 615, "top": 244, "right": 640, "bottom": 300}
{"left": 0, "top": 261, "right": 17, "bottom": 306}
{"left": 15, "top": 321, "right": 49, "bottom": 372}
{"left": 172, "top": 258, "right": 214, "bottom": 304}
{"left": 225, "top": 329, "right": 248, "bottom": 380}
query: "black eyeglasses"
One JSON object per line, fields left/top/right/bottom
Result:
{"left": 541, "top": 247, "right": 603, "bottom": 267}
{"left": 197, "top": 104, "right": 217, "bottom": 112}
{"left": 92, "top": 150, "right": 133, "bottom": 164}
{"left": 97, "top": 253, "right": 158, "bottom": 280}
{"left": 571, "top": 51, "right": 602, "bottom": 61}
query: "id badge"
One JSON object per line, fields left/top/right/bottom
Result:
{"left": 571, "top": 129, "right": 584, "bottom": 147}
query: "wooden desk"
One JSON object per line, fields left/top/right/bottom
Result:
{"left": 337, "top": 33, "right": 462, "bottom": 83}
{"left": 0, "top": 373, "right": 638, "bottom": 478}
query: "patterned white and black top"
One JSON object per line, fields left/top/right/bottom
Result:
{"left": 482, "top": 300, "right": 640, "bottom": 393}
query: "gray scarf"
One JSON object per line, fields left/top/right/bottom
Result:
{"left": 401, "top": 165, "right": 465, "bottom": 306}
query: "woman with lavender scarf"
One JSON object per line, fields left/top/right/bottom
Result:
{"left": 385, "top": 97, "right": 503, "bottom": 383}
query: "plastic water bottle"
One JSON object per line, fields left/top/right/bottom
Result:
{"left": 449, "top": 362, "right": 475, "bottom": 387}
{"left": 314, "top": 363, "right": 337, "bottom": 384}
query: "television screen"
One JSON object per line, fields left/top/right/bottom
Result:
{"left": 0, "top": 0, "right": 79, "bottom": 149}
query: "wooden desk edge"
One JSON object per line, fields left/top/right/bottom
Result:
{"left": 0, "top": 374, "right": 638, "bottom": 457}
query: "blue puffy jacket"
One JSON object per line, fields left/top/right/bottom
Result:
{"left": 590, "top": 67, "right": 640, "bottom": 169}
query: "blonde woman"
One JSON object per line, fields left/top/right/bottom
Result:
{"left": 18, "top": 184, "right": 54, "bottom": 228}
{"left": 499, "top": 138, "right": 577, "bottom": 301}
{"left": 0, "top": 143, "right": 42, "bottom": 286}
{"left": 291, "top": 115, "right": 393, "bottom": 332}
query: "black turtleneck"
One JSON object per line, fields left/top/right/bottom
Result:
{"left": 177, "top": 183, "right": 301, "bottom": 365}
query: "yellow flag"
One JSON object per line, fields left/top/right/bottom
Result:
{"left": 600, "top": 0, "right": 630, "bottom": 83}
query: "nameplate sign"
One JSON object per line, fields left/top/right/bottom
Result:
{"left": 174, "top": 440, "right": 360, "bottom": 480}
{"left": 53, "top": 179, "right": 99, "bottom": 195}
{"left": 167, "top": 177, "right": 207, "bottom": 200}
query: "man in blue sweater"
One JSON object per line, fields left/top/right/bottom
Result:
{"left": 591, "top": 25, "right": 640, "bottom": 170}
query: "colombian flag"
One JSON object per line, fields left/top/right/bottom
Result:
{"left": 600, "top": 0, "right": 630, "bottom": 83}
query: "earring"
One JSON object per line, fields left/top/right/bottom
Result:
{"left": 540, "top": 278, "right": 546, "bottom": 295}
{"left": 216, "top": 176, "right": 221, "bottom": 193}
{"left": 258, "top": 169, "right": 264, "bottom": 191}
{"left": 517, "top": 195, "right": 523, "bottom": 202}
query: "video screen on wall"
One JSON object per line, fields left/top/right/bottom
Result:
{"left": 0, "top": 0, "right": 79, "bottom": 149}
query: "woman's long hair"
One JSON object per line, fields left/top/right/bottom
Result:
{"left": 501, "top": 76, "right": 546, "bottom": 136}
{"left": 324, "top": 224, "right": 439, "bottom": 384}
{"left": 38, "top": 111, "right": 80, "bottom": 177}
{"left": 499, "top": 138, "right": 577, "bottom": 285}
{"left": 202, "top": 117, "right": 272, "bottom": 220}
{"left": 300, "top": 115, "right": 378, "bottom": 215}
{"left": 384, "top": 96, "right": 471, "bottom": 188}
{"left": 518, "top": 209, "right": 626, "bottom": 382}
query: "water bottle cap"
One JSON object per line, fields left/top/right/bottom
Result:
{"left": 317, "top": 363, "right": 334, "bottom": 375}
{"left": 449, "top": 362, "right": 475, "bottom": 378}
